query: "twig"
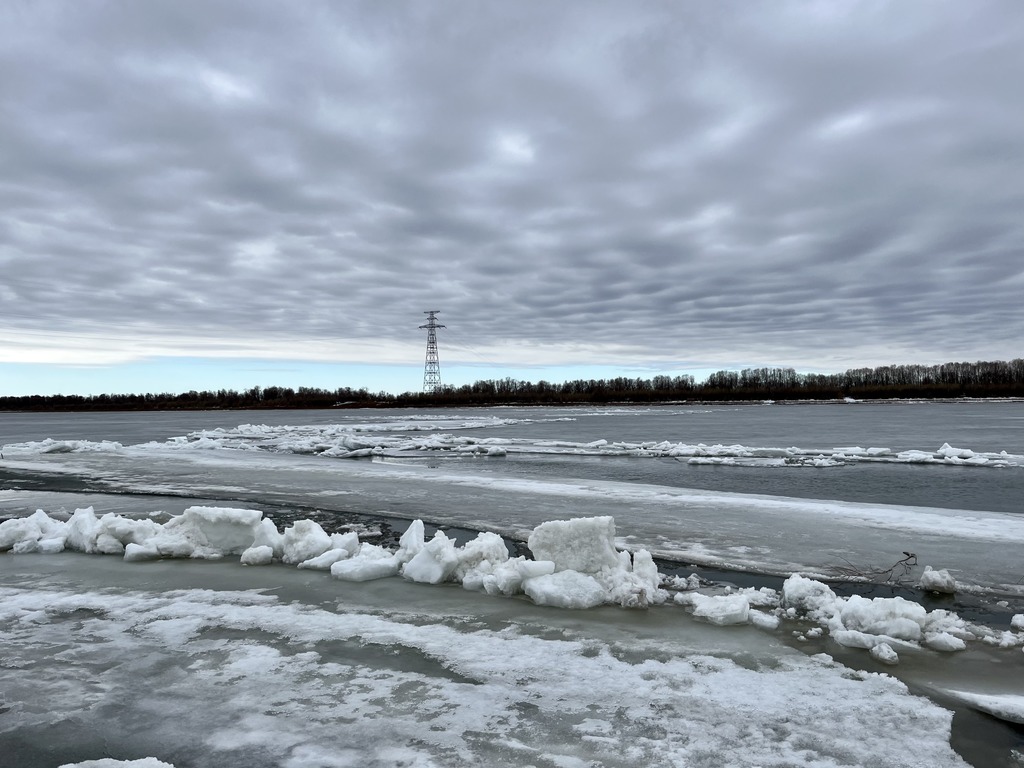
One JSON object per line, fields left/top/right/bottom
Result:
{"left": 825, "top": 552, "right": 918, "bottom": 585}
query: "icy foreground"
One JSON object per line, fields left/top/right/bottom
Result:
{"left": 1, "top": 555, "right": 972, "bottom": 768}
{"left": 3, "top": 506, "right": 1024, "bottom": 765}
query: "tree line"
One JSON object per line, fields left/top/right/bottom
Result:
{"left": 2, "top": 359, "right": 1023, "bottom": 412}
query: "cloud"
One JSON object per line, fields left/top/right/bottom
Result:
{"left": 2, "top": 0, "right": 1023, "bottom": 382}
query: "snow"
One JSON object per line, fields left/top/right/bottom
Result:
{"left": 0, "top": 558, "right": 975, "bottom": 768}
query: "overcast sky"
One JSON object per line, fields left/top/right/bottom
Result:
{"left": 2, "top": 1, "right": 1022, "bottom": 396}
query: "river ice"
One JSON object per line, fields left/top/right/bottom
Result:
{"left": 0, "top": 552, "right": 981, "bottom": 768}
{"left": 2, "top": 406, "right": 1024, "bottom": 766}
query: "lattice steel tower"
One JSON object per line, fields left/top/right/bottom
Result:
{"left": 419, "top": 310, "right": 445, "bottom": 393}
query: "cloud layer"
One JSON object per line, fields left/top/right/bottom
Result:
{"left": 3, "top": 1, "right": 1022, "bottom": 376}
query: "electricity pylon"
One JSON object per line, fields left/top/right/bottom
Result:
{"left": 419, "top": 310, "right": 445, "bottom": 393}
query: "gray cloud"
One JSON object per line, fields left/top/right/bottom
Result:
{"left": 2, "top": 0, "right": 1023, "bottom": 379}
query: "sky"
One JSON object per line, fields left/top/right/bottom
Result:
{"left": 2, "top": 1, "right": 1023, "bottom": 397}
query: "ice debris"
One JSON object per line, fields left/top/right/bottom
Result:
{"left": 2, "top": 508, "right": 1016, "bottom": 645}
{"left": 779, "top": 574, "right": 975, "bottom": 663}
{"left": 918, "top": 565, "right": 957, "bottom": 594}
{"left": 0, "top": 508, "right": 666, "bottom": 610}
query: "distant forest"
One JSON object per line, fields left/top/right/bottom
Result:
{"left": 3, "top": 359, "right": 1024, "bottom": 412}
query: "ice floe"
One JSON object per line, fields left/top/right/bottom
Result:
{"left": 6, "top": 421, "right": 1021, "bottom": 469}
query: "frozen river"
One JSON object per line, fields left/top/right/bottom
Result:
{"left": 2, "top": 402, "right": 1023, "bottom": 767}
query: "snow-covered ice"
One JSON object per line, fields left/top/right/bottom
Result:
{"left": 6, "top": 418, "right": 1023, "bottom": 468}
{"left": 1, "top": 550, "right": 978, "bottom": 768}
{"left": 3, "top": 405, "right": 1024, "bottom": 766}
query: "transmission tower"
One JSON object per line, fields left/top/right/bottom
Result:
{"left": 419, "top": 310, "right": 445, "bottom": 393}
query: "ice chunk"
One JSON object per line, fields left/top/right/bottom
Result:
{"left": 402, "top": 531, "right": 459, "bottom": 584}
{"left": 240, "top": 545, "right": 275, "bottom": 566}
{"left": 782, "top": 574, "right": 971, "bottom": 655}
{"left": 252, "top": 519, "right": 284, "bottom": 559}
{"left": 30, "top": 536, "right": 65, "bottom": 557}
{"left": 749, "top": 610, "right": 781, "bottom": 630}
{"left": 598, "top": 560, "right": 666, "bottom": 609}
{"left": 65, "top": 507, "right": 101, "bottom": 552}
{"left": 626, "top": 549, "right": 656, "bottom": 589}
{"left": 527, "top": 516, "right": 620, "bottom": 573}
{"left": 396, "top": 519, "right": 425, "bottom": 562}
{"left": 938, "top": 443, "right": 974, "bottom": 459}
{"left": 840, "top": 595, "right": 926, "bottom": 641}
{"left": 452, "top": 531, "right": 509, "bottom": 581}
{"left": 925, "top": 632, "right": 967, "bottom": 652}
{"left": 523, "top": 570, "right": 606, "bottom": 609}
{"left": 97, "top": 513, "right": 162, "bottom": 547}
{"left": 676, "top": 593, "right": 751, "bottom": 626}
{"left": 1010, "top": 614, "right": 1024, "bottom": 631}
{"left": 870, "top": 642, "right": 899, "bottom": 665}
{"left": 95, "top": 533, "right": 126, "bottom": 555}
{"left": 0, "top": 510, "right": 66, "bottom": 552}
{"left": 330, "top": 531, "right": 361, "bottom": 557}
{"left": 942, "top": 691, "right": 1024, "bottom": 724}
{"left": 330, "top": 544, "right": 400, "bottom": 581}
{"left": 473, "top": 556, "right": 556, "bottom": 596}
{"left": 781, "top": 575, "right": 840, "bottom": 623}
{"left": 918, "top": 566, "right": 956, "bottom": 594}
{"left": 149, "top": 506, "right": 264, "bottom": 559}
{"left": 298, "top": 548, "right": 353, "bottom": 570}
{"left": 330, "top": 555, "right": 400, "bottom": 582}
{"left": 123, "top": 542, "right": 160, "bottom": 562}
{"left": 281, "top": 519, "right": 333, "bottom": 565}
